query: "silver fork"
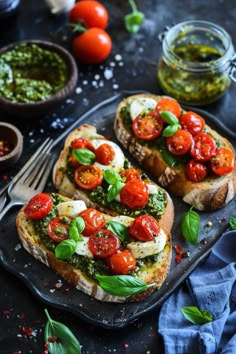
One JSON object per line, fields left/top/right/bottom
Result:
{"left": 0, "top": 145, "right": 54, "bottom": 221}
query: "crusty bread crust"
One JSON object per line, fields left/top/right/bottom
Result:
{"left": 53, "top": 124, "right": 174, "bottom": 232}
{"left": 114, "top": 94, "right": 236, "bottom": 211}
{"left": 16, "top": 197, "right": 172, "bottom": 303}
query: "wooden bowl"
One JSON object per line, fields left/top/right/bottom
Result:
{"left": 0, "top": 122, "right": 23, "bottom": 170}
{"left": 0, "top": 40, "right": 78, "bottom": 118}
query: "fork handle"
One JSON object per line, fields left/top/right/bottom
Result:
{"left": 0, "top": 201, "right": 23, "bottom": 221}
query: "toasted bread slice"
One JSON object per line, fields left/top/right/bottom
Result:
{"left": 16, "top": 194, "right": 172, "bottom": 303}
{"left": 114, "top": 94, "right": 236, "bottom": 211}
{"left": 53, "top": 124, "right": 174, "bottom": 232}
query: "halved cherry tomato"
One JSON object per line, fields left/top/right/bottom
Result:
{"left": 179, "top": 111, "right": 205, "bottom": 136}
{"left": 210, "top": 148, "right": 234, "bottom": 176}
{"left": 71, "top": 138, "right": 95, "bottom": 152}
{"left": 166, "top": 129, "right": 193, "bottom": 156}
{"left": 129, "top": 214, "right": 160, "bottom": 241}
{"left": 185, "top": 159, "right": 208, "bottom": 182}
{"left": 69, "top": 1, "right": 109, "bottom": 29}
{"left": 69, "top": 155, "right": 80, "bottom": 168}
{"left": 120, "top": 179, "right": 149, "bottom": 209}
{"left": 191, "top": 133, "right": 216, "bottom": 162}
{"left": 24, "top": 193, "right": 53, "bottom": 220}
{"left": 88, "top": 229, "right": 120, "bottom": 258}
{"left": 155, "top": 97, "right": 181, "bottom": 118}
{"left": 74, "top": 164, "right": 103, "bottom": 190}
{"left": 72, "top": 28, "right": 112, "bottom": 64}
{"left": 107, "top": 249, "right": 136, "bottom": 275}
{"left": 132, "top": 111, "right": 163, "bottom": 141}
{"left": 120, "top": 167, "right": 141, "bottom": 182}
{"left": 79, "top": 208, "right": 105, "bottom": 236}
{"left": 46, "top": 217, "right": 70, "bottom": 243}
{"left": 95, "top": 143, "right": 115, "bottom": 165}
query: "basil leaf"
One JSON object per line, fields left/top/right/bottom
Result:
{"left": 180, "top": 207, "right": 200, "bottom": 245}
{"left": 161, "top": 148, "right": 178, "bottom": 166}
{"left": 96, "top": 274, "right": 154, "bottom": 296}
{"left": 159, "top": 110, "right": 179, "bottom": 125}
{"left": 106, "top": 221, "right": 129, "bottom": 242}
{"left": 44, "top": 309, "right": 81, "bottom": 354}
{"left": 103, "top": 169, "right": 122, "bottom": 185}
{"left": 229, "top": 216, "right": 236, "bottom": 230}
{"left": 72, "top": 148, "right": 95, "bottom": 165}
{"left": 55, "top": 239, "right": 78, "bottom": 260}
{"left": 107, "top": 181, "right": 124, "bottom": 202}
{"left": 181, "top": 306, "right": 213, "bottom": 324}
{"left": 162, "top": 124, "right": 181, "bottom": 137}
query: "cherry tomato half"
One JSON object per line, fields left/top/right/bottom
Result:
{"left": 107, "top": 249, "right": 136, "bottom": 275}
{"left": 24, "top": 193, "right": 53, "bottom": 220}
{"left": 95, "top": 143, "right": 115, "bottom": 165}
{"left": 179, "top": 111, "right": 205, "bottom": 136}
{"left": 210, "top": 148, "right": 234, "bottom": 176}
{"left": 155, "top": 97, "right": 181, "bottom": 118}
{"left": 71, "top": 138, "right": 95, "bottom": 152}
{"left": 190, "top": 133, "right": 216, "bottom": 162}
{"left": 132, "top": 111, "right": 163, "bottom": 141}
{"left": 88, "top": 229, "right": 120, "bottom": 258}
{"left": 120, "top": 167, "right": 141, "bottom": 182}
{"left": 74, "top": 164, "right": 103, "bottom": 190}
{"left": 72, "top": 28, "right": 112, "bottom": 64}
{"left": 129, "top": 214, "right": 160, "bottom": 241}
{"left": 69, "top": 1, "right": 109, "bottom": 29}
{"left": 120, "top": 179, "right": 149, "bottom": 209}
{"left": 166, "top": 129, "right": 193, "bottom": 156}
{"left": 46, "top": 217, "right": 70, "bottom": 243}
{"left": 79, "top": 208, "right": 105, "bottom": 236}
{"left": 185, "top": 159, "right": 208, "bottom": 182}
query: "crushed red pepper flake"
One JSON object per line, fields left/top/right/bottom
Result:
{"left": 200, "top": 238, "right": 207, "bottom": 245}
{"left": 123, "top": 343, "right": 129, "bottom": 349}
{"left": 221, "top": 217, "right": 227, "bottom": 222}
{"left": 3, "top": 309, "right": 10, "bottom": 315}
{"left": 48, "top": 336, "right": 57, "bottom": 343}
{"left": 21, "top": 326, "right": 34, "bottom": 336}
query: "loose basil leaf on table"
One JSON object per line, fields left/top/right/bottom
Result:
{"left": 229, "top": 216, "right": 236, "bottom": 230}
{"left": 180, "top": 207, "right": 200, "bottom": 245}
{"left": 181, "top": 306, "right": 213, "bottom": 324}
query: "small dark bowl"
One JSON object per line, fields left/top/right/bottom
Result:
{"left": 0, "top": 40, "right": 78, "bottom": 118}
{"left": 0, "top": 122, "right": 23, "bottom": 170}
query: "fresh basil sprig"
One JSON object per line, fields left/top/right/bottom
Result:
{"left": 72, "top": 148, "right": 95, "bottom": 165}
{"left": 229, "top": 216, "right": 236, "bottom": 230}
{"left": 44, "top": 309, "right": 81, "bottom": 354}
{"left": 103, "top": 169, "right": 125, "bottom": 202}
{"left": 180, "top": 207, "right": 200, "bottom": 245}
{"left": 96, "top": 274, "right": 154, "bottom": 296}
{"left": 159, "top": 110, "right": 181, "bottom": 137}
{"left": 106, "top": 220, "right": 129, "bottom": 242}
{"left": 181, "top": 306, "right": 213, "bottom": 325}
{"left": 124, "top": 0, "right": 144, "bottom": 34}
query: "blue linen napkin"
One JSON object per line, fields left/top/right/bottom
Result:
{"left": 158, "top": 230, "right": 236, "bottom": 354}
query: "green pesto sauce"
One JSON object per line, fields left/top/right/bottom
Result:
{"left": 158, "top": 44, "right": 231, "bottom": 105}
{"left": 0, "top": 43, "right": 69, "bottom": 103}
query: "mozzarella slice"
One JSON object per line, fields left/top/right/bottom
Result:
{"left": 56, "top": 200, "right": 87, "bottom": 217}
{"left": 130, "top": 97, "right": 157, "bottom": 121}
{"left": 75, "top": 236, "right": 93, "bottom": 258}
{"left": 92, "top": 139, "right": 125, "bottom": 173}
{"left": 147, "top": 183, "right": 159, "bottom": 195}
{"left": 127, "top": 229, "right": 167, "bottom": 258}
{"left": 110, "top": 215, "right": 134, "bottom": 227}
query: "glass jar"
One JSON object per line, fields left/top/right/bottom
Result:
{"left": 157, "top": 20, "right": 236, "bottom": 106}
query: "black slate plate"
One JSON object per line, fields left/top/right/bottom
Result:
{"left": 0, "top": 91, "right": 235, "bottom": 329}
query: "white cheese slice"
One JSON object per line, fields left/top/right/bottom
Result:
{"left": 127, "top": 229, "right": 167, "bottom": 258}
{"left": 130, "top": 97, "right": 157, "bottom": 121}
{"left": 110, "top": 215, "right": 134, "bottom": 227}
{"left": 56, "top": 200, "right": 87, "bottom": 217}
{"left": 147, "top": 183, "right": 159, "bottom": 195}
{"left": 75, "top": 236, "right": 93, "bottom": 258}
{"left": 92, "top": 139, "right": 125, "bottom": 173}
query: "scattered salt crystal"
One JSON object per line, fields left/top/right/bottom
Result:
{"left": 104, "top": 67, "right": 113, "bottom": 80}
{"left": 30, "top": 139, "right": 35, "bottom": 143}
{"left": 118, "top": 62, "right": 124, "bottom": 67}
{"left": 83, "top": 98, "right": 89, "bottom": 106}
{"left": 66, "top": 98, "right": 75, "bottom": 104}
{"left": 15, "top": 243, "right": 22, "bottom": 251}
{"left": 49, "top": 288, "right": 56, "bottom": 293}
{"left": 76, "top": 87, "right": 83, "bottom": 94}
{"left": 113, "top": 84, "right": 119, "bottom": 90}
{"left": 99, "top": 80, "right": 104, "bottom": 87}
{"left": 114, "top": 54, "right": 122, "bottom": 61}
{"left": 29, "top": 131, "right": 34, "bottom": 136}
{"left": 139, "top": 47, "right": 144, "bottom": 52}
{"left": 82, "top": 80, "right": 88, "bottom": 85}
{"left": 40, "top": 128, "right": 44, "bottom": 133}
{"left": 94, "top": 74, "right": 100, "bottom": 80}
{"left": 110, "top": 62, "right": 116, "bottom": 67}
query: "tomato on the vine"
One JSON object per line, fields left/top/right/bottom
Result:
{"left": 74, "top": 164, "right": 103, "bottom": 190}
{"left": 155, "top": 97, "right": 181, "bottom": 118}
{"left": 129, "top": 214, "right": 160, "bottom": 241}
{"left": 24, "top": 193, "right": 53, "bottom": 220}
{"left": 132, "top": 111, "right": 163, "bottom": 141}
{"left": 46, "top": 217, "right": 70, "bottom": 243}
{"left": 210, "top": 148, "right": 234, "bottom": 176}
{"left": 69, "top": 1, "right": 109, "bottom": 29}
{"left": 79, "top": 208, "right": 105, "bottom": 236}
{"left": 166, "top": 129, "right": 193, "bottom": 156}
{"left": 120, "top": 179, "right": 149, "bottom": 209}
{"left": 185, "top": 159, "right": 208, "bottom": 182}
{"left": 88, "top": 229, "right": 120, "bottom": 258}
{"left": 190, "top": 133, "right": 216, "bottom": 162}
{"left": 179, "top": 111, "right": 205, "bottom": 136}
{"left": 72, "top": 28, "right": 112, "bottom": 64}
{"left": 107, "top": 249, "right": 136, "bottom": 275}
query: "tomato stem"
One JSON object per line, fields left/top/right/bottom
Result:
{"left": 129, "top": 0, "right": 137, "bottom": 13}
{"left": 125, "top": 0, "right": 144, "bottom": 34}
{"left": 67, "top": 23, "right": 87, "bottom": 34}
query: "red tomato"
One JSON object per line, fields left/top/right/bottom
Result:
{"left": 132, "top": 111, "right": 163, "bottom": 141}
{"left": 120, "top": 180, "right": 149, "bottom": 209}
{"left": 74, "top": 164, "right": 103, "bottom": 190}
{"left": 155, "top": 97, "right": 181, "bottom": 118}
{"left": 107, "top": 249, "right": 136, "bottom": 275}
{"left": 185, "top": 159, "right": 208, "bottom": 182}
{"left": 24, "top": 193, "right": 53, "bottom": 220}
{"left": 69, "top": 155, "right": 80, "bottom": 168}
{"left": 179, "top": 111, "right": 205, "bottom": 136}
{"left": 191, "top": 133, "right": 216, "bottom": 162}
{"left": 210, "top": 148, "right": 234, "bottom": 176}
{"left": 46, "top": 217, "right": 70, "bottom": 243}
{"left": 72, "top": 28, "right": 112, "bottom": 64}
{"left": 88, "top": 229, "right": 120, "bottom": 258}
{"left": 69, "top": 1, "right": 109, "bottom": 29}
{"left": 120, "top": 168, "right": 141, "bottom": 182}
{"left": 95, "top": 143, "right": 115, "bottom": 165}
{"left": 79, "top": 208, "right": 105, "bottom": 236}
{"left": 71, "top": 138, "right": 95, "bottom": 152}
{"left": 166, "top": 129, "right": 193, "bottom": 156}
{"left": 129, "top": 214, "right": 160, "bottom": 241}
